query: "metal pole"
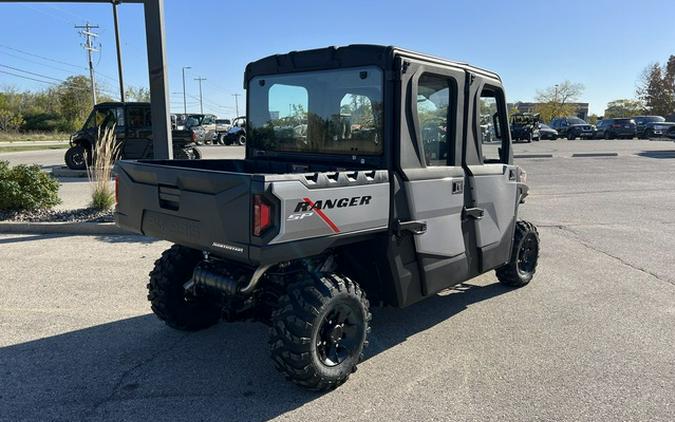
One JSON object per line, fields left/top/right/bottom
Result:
{"left": 182, "top": 66, "right": 190, "bottom": 114}
{"left": 112, "top": 0, "right": 125, "bottom": 102}
{"left": 143, "top": 0, "right": 172, "bottom": 159}
{"left": 232, "top": 93, "right": 241, "bottom": 116}
{"left": 194, "top": 77, "right": 206, "bottom": 114}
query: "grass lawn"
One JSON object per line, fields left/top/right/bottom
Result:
{"left": 0, "top": 144, "right": 70, "bottom": 153}
{"left": 0, "top": 131, "right": 70, "bottom": 143}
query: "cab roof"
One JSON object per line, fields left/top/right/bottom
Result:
{"left": 244, "top": 44, "right": 500, "bottom": 86}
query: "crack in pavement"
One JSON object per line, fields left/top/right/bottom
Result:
{"left": 84, "top": 331, "right": 193, "bottom": 420}
{"left": 546, "top": 225, "right": 674, "bottom": 287}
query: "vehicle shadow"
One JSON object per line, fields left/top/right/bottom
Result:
{"left": 0, "top": 281, "right": 509, "bottom": 421}
{"left": 94, "top": 234, "right": 161, "bottom": 244}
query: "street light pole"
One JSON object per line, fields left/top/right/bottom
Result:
{"left": 181, "top": 66, "right": 191, "bottom": 114}
{"left": 232, "top": 93, "right": 241, "bottom": 117}
{"left": 194, "top": 77, "right": 206, "bottom": 114}
{"left": 111, "top": 0, "right": 125, "bottom": 102}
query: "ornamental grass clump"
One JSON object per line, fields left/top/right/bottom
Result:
{"left": 87, "top": 125, "right": 120, "bottom": 210}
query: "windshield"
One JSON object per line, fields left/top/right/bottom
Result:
{"left": 185, "top": 115, "right": 204, "bottom": 128}
{"left": 569, "top": 117, "right": 586, "bottom": 125}
{"left": 249, "top": 66, "right": 383, "bottom": 156}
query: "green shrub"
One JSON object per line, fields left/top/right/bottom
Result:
{"left": 0, "top": 160, "right": 61, "bottom": 211}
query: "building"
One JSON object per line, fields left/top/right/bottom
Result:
{"left": 508, "top": 102, "right": 590, "bottom": 121}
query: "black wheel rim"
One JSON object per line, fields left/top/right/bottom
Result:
{"left": 316, "top": 303, "right": 362, "bottom": 367}
{"left": 517, "top": 233, "right": 538, "bottom": 276}
{"left": 71, "top": 150, "right": 85, "bottom": 167}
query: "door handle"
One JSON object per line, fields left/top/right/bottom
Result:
{"left": 463, "top": 207, "right": 484, "bottom": 220}
{"left": 394, "top": 220, "right": 427, "bottom": 237}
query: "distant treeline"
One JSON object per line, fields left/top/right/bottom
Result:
{"left": 0, "top": 75, "right": 149, "bottom": 133}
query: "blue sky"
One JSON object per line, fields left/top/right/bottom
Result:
{"left": 1, "top": 0, "right": 674, "bottom": 117}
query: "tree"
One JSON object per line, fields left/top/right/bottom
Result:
{"left": 636, "top": 57, "right": 675, "bottom": 117}
{"left": 56, "top": 76, "right": 96, "bottom": 131}
{"left": 125, "top": 86, "right": 151, "bottom": 102}
{"left": 604, "top": 99, "right": 645, "bottom": 118}
{"left": 534, "top": 81, "right": 584, "bottom": 122}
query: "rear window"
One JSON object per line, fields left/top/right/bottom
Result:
{"left": 248, "top": 66, "right": 383, "bottom": 156}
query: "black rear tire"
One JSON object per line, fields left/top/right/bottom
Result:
{"left": 269, "top": 272, "right": 370, "bottom": 391}
{"left": 147, "top": 245, "right": 221, "bottom": 331}
{"left": 496, "top": 221, "right": 540, "bottom": 287}
{"left": 237, "top": 134, "right": 246, "bottom": 146}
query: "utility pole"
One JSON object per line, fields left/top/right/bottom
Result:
{"left": 232, "top": 93, "right": 241, "bottom": 117}
{"left": 194, "top": 77, "right": 206, "bottom": 113}
{"left": 181, "top": 66, "right": 191, "bottom": 114}
{"left": 112, "top": 0, "right": 125, "bottom": 102}
{"left": 75, "top": 22, "right": 100, "bottom": 106}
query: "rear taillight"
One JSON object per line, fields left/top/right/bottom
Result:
{"left": 192, "top": 131, "right": 197, "bottom": 142}
{"left": 114, "top": 175, "right": 119, "bottom": 206}
{"left": 253, "top": 195, "right": 272, "bottom": 236}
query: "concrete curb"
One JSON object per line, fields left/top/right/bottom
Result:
{"left": 51, "top": 167, "right": 88, "bottom": 178}
{"left": 0, "top": 221, "right": 133, "bottom": 235}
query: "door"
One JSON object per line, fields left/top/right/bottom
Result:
{"left": 121, "top": 105, "right": 152, "bottom": 159}
{"left": 400, "top": 62, "right": 470, "bottom": 295}
{"left": 465, "top": 82, "right": 519, "bottom": 272}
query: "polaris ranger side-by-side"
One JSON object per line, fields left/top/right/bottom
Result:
{"left": 115, "top": 45, "right": 539, "bottom": 391}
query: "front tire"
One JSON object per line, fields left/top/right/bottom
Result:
{"left": 64, "top": 145, "right": 88, "bottom": 170}
{"left": 496, "top": 221, "right": 540, "bottom": 287}
{"left": 147, "top": 245, "right": 221, "bottom": 331}
{"left": 269, "top": 272, "right": 370, "bottom": 391}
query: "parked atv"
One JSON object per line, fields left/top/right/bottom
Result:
{"left": 115, "top": 45, "right": 539, "bottom": 391}
{"left": 510, "top": 113, "right": 540, "bottom": 142}
{"left": 65, "top": 102, "right": 201, "bottom": 170}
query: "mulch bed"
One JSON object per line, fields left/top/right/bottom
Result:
{"left": 0, "top": 208, "right": 113, "bottom": 223}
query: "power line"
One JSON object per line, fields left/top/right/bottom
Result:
{"left": 0, "top": 44, "right": 83, "bottom": 70}
{"left": 0, "top": 69, "right": 57, "bottom": 85}
{"left": 0, "top": 64, "right": 63, "bottom": 82}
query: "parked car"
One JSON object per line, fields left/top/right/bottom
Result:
{"left": 643, "top": 121, "right": 675, "bottom": 139}
{"left": 510, "top": 113, "right": 540, "bottom": 142}
{"left": 215, "top": 118, "right": 232, "bottom": 144}
{"left": 537, "top": 123, "right": 558, "bottom": 140}
{"left": 224, "top": 116, "right": 246, "bottom": 145}
{"left": 595, "top": 118, "right": 637, "bottom": 139}
{"left": 65, "top": 102, "right": 200, "bottom": 170}
{"left": 634, "top": 115, "right": 665, "bottom": 138}
{"left": 115, "top": 44, "right": 539, "bottom": 391}
{"left": 666, "top": 125, "right": 675, "bottom": 140}
{"left": 549, "top": 117, "right": 596, "bottom": 140}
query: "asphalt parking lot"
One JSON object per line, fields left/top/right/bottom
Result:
{"left": 1, "top": 139, "right": 674, "bottom": 421}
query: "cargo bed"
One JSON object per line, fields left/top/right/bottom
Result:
{"left": 114, "top": 159, "right": 390, "bottom": 266}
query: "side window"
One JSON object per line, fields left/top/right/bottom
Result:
{"left": 478, "top": 87, "right": 507, "bottom": 163}
{"left": 417, "top": 73, "right": 454, "bottom": 166}
{"left": 114, "top": 107, "right": 125, "bottom": 128}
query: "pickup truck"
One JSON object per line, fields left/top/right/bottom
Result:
{"left": 115, "top": 45, "right": 539, "bottom": 391}
{"left": 65, "top": 102, "right": 200, "bottom": 170}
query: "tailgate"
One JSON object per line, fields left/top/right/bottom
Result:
{"left": 114, "top": 161, "right": 252, "bottom": 262}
